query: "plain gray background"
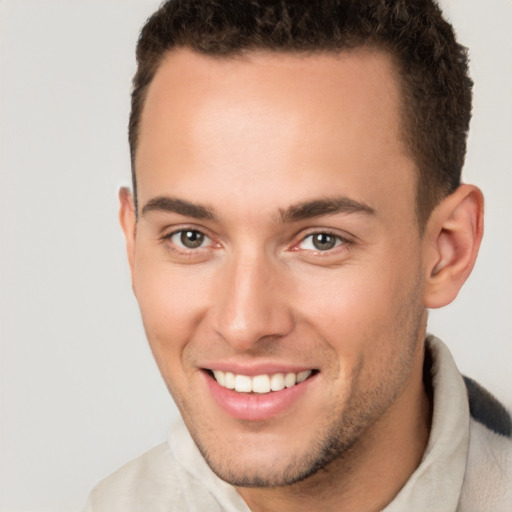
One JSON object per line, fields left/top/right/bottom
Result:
{"left": 0, "top": 0, "right": 510, "bottom": 510}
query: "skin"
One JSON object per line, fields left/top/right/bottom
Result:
{"left": 120, "top": 47, "right": 483, "bottom": 511}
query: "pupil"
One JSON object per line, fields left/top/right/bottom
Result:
{"left": 313, "top": 233, "right": 335, "bottom": 250}
{"left": 181, "top": 230, "right": 204, "bottom": 248}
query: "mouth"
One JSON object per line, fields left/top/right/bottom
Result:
{"left": 206, "top": 369, "right": 318, "bottom": 394}
{"left": 202, "top": 367, "right": 320, "bottom": 421}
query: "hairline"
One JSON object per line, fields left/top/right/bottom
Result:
{"left": 130, "top": 44, "right": 431, "bottom": 234}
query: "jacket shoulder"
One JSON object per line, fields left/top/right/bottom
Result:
{"left": 459, "top": 379, "right": 512, "bottom": 511}
{"left": 83, "top": 443, "right": 187, "bottom": 511}
{"left": 463, "top": 376, "right": 511, "bottom": 437}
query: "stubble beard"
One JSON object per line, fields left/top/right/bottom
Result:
{"left": 191, "top": 330, "right": 424, "bottom": 488}
{"left": 196, "top": 410, "right": 366, "bottom": 488}
{"left": 179, "top": 283, "right": 426, "bottom": 489}
{"left": 194, "top": 365, "right": 416, "bottom": 489}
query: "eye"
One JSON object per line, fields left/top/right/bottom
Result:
{"left": 169, "top": 229, "right": 211, "bottom": 249}
{"left": 299, "top": 232, "right": 345, "bottom": 251}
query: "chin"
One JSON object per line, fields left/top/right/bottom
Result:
{"left": 190, "top": 417, "right": 362, "bottom": 488}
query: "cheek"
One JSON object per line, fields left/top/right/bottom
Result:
{"left": 132, "top": 258, "right": 211, "bottom": 373}
{"left": 295, "top": 255, "right": 422, "bottom": 361}
{"left": 297, "top": 268, "right": 396, "bottom": 332}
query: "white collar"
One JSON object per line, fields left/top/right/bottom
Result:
{"left": 383, "top": 335, "right": 469, "bottom": 511}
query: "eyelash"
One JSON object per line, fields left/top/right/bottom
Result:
{"left": 160, "top": 228, "right": 217, "bottom": 255}
{"left": 159, "top": 227, "right": 351, "bottom": 257}
{"left": 294, "top": 230, "right": 348, "bottom": 253}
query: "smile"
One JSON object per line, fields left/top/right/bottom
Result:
{"left": 204, "top": 367, "right": 319, "bottom": 421}
{"left": 210, "top": 369, "right": 314, "bottom": 394}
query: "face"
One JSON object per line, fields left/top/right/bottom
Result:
{"left": 124, "top": 48, "right": 429, "bottom": 487}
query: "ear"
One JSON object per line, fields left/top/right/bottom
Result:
{"left": 119, "top": 187, "right": 137, "bottom": 279}
{"left": 423, "top": 184, "right": 484, "bottom": 309}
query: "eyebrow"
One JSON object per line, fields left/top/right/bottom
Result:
{"left": 278, "top": 196, "right": 376, "bottom": 223}
{"left": 141, "top": 195, "right": 375, "bottom": 223}
{"left": 141, "top": 196, "right": 217, "bottom": 220}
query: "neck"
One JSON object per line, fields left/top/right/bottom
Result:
{"left": 237, "top": 343, "right": 432, "bottom": 512}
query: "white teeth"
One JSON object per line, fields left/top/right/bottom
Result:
{"left": 213, "top": 370, "right": 225, "bottom": 386}
{"left": 270, "top": 373, "right": 285, "bottom": 391}
{"left": 225, "top": 372, "right": 235, "bottom": 390}
{"left": 252, "top": 374, "right": 271, "bottom": 393}
{"left": 284, "top": 372, "right": 296, "bottom": 388}
{"left": 211, "top": 369, "right": 313, "bottom": 394}
{"left": 235, "top": 374, "right": 252, "bottom": 393}
{"left": 297, "top": 370, "right": 312, "bottom": 383}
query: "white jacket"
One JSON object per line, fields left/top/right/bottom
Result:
{"left": 84, "top": 336, "right": 512, "bottom": 511}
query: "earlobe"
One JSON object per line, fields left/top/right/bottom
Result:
{"left": 423, "top": 184, "right": 484, "bottom": 309}
{"left": 119, "top": 187, "right": 137, "bottom": 277}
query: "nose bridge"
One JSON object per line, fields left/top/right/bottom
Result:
{"left": 213, "top": 247, "right": 293, "bottom": 349}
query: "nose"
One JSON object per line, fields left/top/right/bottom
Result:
{"left": 212, "top": 251, "right": 294, "bottom": 350}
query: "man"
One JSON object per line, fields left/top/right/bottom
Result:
{"left": 85, "top": 0, "right": 511, "bottom": 510}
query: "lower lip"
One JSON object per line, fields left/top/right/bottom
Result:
{"left": 204, "top": 371, "right": 317, "bottom": 421}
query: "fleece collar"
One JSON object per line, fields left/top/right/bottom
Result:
{"left": 383, "top": 336, "right": 469, "bottom": 511}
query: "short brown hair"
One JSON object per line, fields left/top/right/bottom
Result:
{"left": 129, "top": 0, "right": 472, "bottom": 228}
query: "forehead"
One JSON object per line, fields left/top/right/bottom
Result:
{"left": 135, "top": 47, "right": 416, "bottom": 224}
